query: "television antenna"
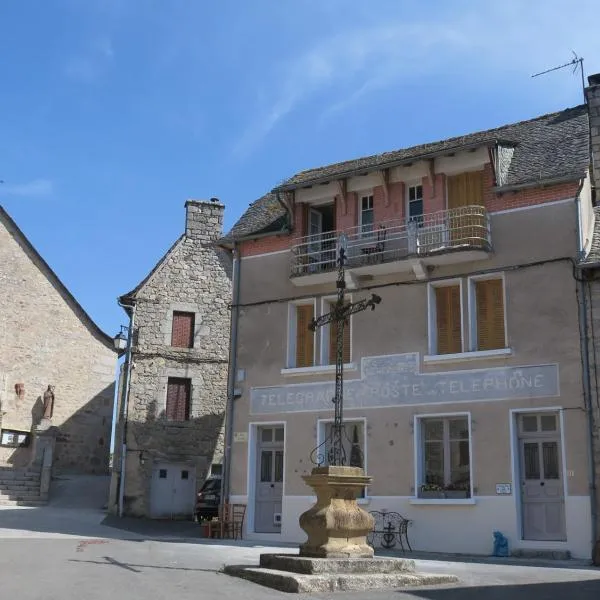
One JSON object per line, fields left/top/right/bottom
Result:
{"left": 532, "top": 51, "right": 585, "bottom": 101}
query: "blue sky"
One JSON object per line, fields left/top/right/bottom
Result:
{"left": 1, "top": 0, "right": 598, "bottom": 337}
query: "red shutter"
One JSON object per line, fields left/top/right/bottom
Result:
{"left": 171, "top": 312, "right": 195, "bottom": 348}
{"left": 166, "top": 378, "right": 191, "bottom": 421}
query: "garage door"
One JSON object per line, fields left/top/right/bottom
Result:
{"left": 150, "top": 462, "right": 196, "bottom": 519}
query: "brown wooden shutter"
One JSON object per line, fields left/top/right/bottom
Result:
{"left": 171, "top": 312, "right": 195, "bottom": 348}
{"left": 447, "top": 172, "right": 483, "bottom": 209}
{"left": 476, "top": 279, "right": 505, "bottom": 351}
{"left": 436, "top": 285, "right": 462, "bottom": 354}
{"left": 296, "top": 304, "right": 314, "bottom": 367}
{"left": 328, "top": 304, "right": 351, "bottom": 365}
{"left": 166, "top": 378, "right": 191, "bottom": 421}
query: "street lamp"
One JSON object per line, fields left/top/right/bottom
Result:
{"left": 113, "top": 325, "right": 128, "bottom": 352}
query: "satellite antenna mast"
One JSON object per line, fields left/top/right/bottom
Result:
{"left": 532, "top": 51, "right": 585, "bottom": 101}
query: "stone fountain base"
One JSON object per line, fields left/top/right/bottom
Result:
{"left": 224, "top": 467, "right": 458, "bottom": 592}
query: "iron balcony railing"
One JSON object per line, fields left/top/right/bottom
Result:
{"left": 291, "top": 205, "right": 491, "bottom": 277}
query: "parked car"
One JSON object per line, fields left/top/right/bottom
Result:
{"left": 195, "top": 476, "right": 221, "bottom": 521}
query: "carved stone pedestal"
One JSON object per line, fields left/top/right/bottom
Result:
{"left": 299, "top": 465, "right": 374, "bottom": 559}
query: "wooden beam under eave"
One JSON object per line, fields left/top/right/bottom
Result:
{"left": 427, "top": 159, "right": 436, "bottom": 197}
{"left": 378, "top": 168, "right": 391, "bottom": 207}
{"left": 336, "top": 179, "right": 348, "bottom": 215}
{"left": 281, "top": 191, "right": 295, "bottom": 228}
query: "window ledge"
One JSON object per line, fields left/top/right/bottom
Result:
{"left": 423, "top": 348, "right": 512, "bottom": 364}
{"left": 409, "top": 498, "right": 477, "bottom": 506}
{"left": 281, "top": 363, "right": 358, "bottom": 377}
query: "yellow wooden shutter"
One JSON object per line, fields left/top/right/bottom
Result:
{"left": 464, "top": 171, "right": 484, "bottom": 206}
{"left": 436, "top": 285, "right": 462, "bottom": 354}
{"left": 296, "top": 304, "right": 314, "bottom": 367}
{"left": 328, "top": 304, "right": 351, "bottom": 365}
{"left": 476, "top": 279, "right": 505, "bottom": 351}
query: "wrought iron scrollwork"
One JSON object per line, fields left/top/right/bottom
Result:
{"left": 367, "top": 511, "right": 413, "bottom": 552}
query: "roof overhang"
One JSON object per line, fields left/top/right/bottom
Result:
{"left": 274, "top": 139, "right": 513, "bottom": 192}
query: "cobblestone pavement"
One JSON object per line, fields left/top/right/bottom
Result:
{"left": 1, "top": 503, "right": 599, "bottom": 600}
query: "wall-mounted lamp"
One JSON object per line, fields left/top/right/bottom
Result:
{"left": 113, "top": 325, "right": 128, "bottom": 352}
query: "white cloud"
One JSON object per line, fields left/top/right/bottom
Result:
{"left": 0, "top": 179, "right": 54, "bottom": 198}
{"left": 232, "top": 0, "right": 600, "bottom": 156}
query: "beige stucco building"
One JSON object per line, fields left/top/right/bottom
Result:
{"left": 220, "top": 104, "right": 598, "bottom": 559}
{"left": 0, "top": 205, "right": 117, "bottom": 478}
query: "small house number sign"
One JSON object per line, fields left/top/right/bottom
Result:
{"left": 495, "top": 483, "right": 512, "bottom": 495}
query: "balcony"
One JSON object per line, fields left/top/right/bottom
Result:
{"left": 290, "top": 205, "right": 491, "bottom": 285}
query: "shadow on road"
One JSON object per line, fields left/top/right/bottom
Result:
{"left": 407, "top": 578, "right": 600, "bottom": 600}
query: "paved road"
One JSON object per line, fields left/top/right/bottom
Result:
{"left": 0, "top": 476, "right": 599, "bottom": 599}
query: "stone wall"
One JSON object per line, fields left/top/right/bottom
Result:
{"left": 118, "top": 200, "right": 232, "bottom": 517}
{"left": 0, "top": 213, "right": 116, "bottom": 474}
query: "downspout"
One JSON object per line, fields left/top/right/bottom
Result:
{"left": 574, "top": 188, "right": 598, "bottom": 557}
{"left": 117, "top": 300, "right": 136, "bottom": 518}
{"left": 222, "top": 242, "right": 241, "bottom": 505}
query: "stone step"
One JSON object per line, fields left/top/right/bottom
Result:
{"left": 0, "top": 474, "right": 41, "bottom": 481}
{"left": 0, "top": 492, "right": 43, "bottom": 501}
{"left": 0, "top": 486, "right": 41, "bottom": 494}
{"left": 223, "top": 565, "right": 459, "bottom": 593}
{"left": 0, "top": 498, "right": 47, "bottom": 507}
{"left": 259, "top": 554, "right": 416, "bottom": 575}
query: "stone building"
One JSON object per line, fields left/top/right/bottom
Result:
{"left": 110, "top": 199, "right": 232, "bottom": 519}
{"left": 221, "top": 103, "right": 599, "bottom": 559}
{"left": 0, "top": 205, "right": 117, "bottom": 482}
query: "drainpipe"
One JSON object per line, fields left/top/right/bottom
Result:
{"left": 117, "top": 300, "right": 136, "bottom": 518}
{"left": 574, "top": 191, "right": 599, "bottom": 557}
{"left": 222, "top": 242, "right": 241, "bottom": 504}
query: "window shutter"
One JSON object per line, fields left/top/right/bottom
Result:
{"left": 171, "top": 312, "right": 195, "bottom": 348}
{"left": 476, "top": 279, "right": 505, "bottom": 351}
{"left": 329, "top": 306, "right": 351, "bottom": 365}
{"left": 436, "top": 286, "right": 462, "bottom": 354}
{"left": 465, "top": 171, "right": 484, "bottom": 206}
{"left": 296, "top": 304, "right": 314, "bottom": 367}
{"left": 166, "top": 378, "right": 191, "bottom": 421}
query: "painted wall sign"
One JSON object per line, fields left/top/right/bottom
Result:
{"left": 495, "top": 483, "right": 512, "bottom": 495}
{"left": 250, "top": 353, "right": 559, "bottom": 415}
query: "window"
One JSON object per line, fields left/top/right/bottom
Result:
{"left": 166, "top": 377, "right": 191, "bottom": 421}
{"left": 171, "top": 311, "right": 195, "bottom": 348}
{"left": 418, "top": 416, "right": 471, "bottom": 497}
{"left": 324, "top": 299, "right": 351, "bottom": 365}
{"left": 360, "top": 195, "right": 374, "bottom": 234}
{"left": 407, "top": 185, "right": 424, "bottom": 225}
{"left": 320, "top": 420, "right": 366, "bottom": 497}
{"left": 210, "top": 463, "right": 223, "bottom": 477}
{"left": 289, "top": 303, "right": 315, "bottom": 368}
{"left": 288, "top": 298, "right": 354, "bottom": 369}
{"left": 431, "top": 284, "right": 462, "bottom": 355}
{"left": 473, "top": 278, "right": 505, "bottom": 351}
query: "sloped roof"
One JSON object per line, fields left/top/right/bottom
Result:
{"left": 225, "top": 105, "right": 589, "bottom": 242}
{"left": 579, "top": 206, "right": 600, "bottom": 267}
{"left": 219, "top": 192, "right": 289, "bottom": 246}
{"left": 0, "top": 205, "right": 116, "bottom": 352}
{"left": 119, "top": 234, "right": 185, "bottom": 306}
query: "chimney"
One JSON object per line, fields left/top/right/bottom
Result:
{"left": 184, "top": 198, "right": 225, "bottom": 242}
{"left": 586, "top": 74, "right": 600, "bottom": 195}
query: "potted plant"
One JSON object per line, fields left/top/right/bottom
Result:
{"left": 444, "top": 481, "right": 470, "bottom": 499}
{"left": 419, "top": 483, "right": 445, "bottom": 499}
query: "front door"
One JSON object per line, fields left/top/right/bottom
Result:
{"left": 518, "top": 413, "right": 566, "bottom": 541}
{"left": 150, "top": 462, "right": 197, "bottom": 519}
{"left": 254, "top": 426, "right": 284, "bottom": 533}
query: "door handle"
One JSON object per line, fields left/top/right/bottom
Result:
{"left": 270, "top": 484, "right": 274, "bottom": 488}
{"left": 540, "top": 482, "right": 545, "bottom": 486}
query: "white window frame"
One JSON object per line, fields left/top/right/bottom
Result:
{"left": 317, "top": 417, "right": 369, "bottom": 502}
{"left": 412, "top": 412, "right": 474, "bottom": 505}
{"left": 319, "top": 295, "right": 353, "bottom": 366}
{"left": 358, "top": 193, "right": 374, "bottom": 233}
{"left": 286, "top": 299, "right": 317, "bottom": 369}
{"left": 467, "top": 273, "right": 508, "bottom": 353}
{"left": 406, "top": 182, "right": 424, "bottom": 223}
{"left": 426, "top": 279, "right": 464, "bottom": 356}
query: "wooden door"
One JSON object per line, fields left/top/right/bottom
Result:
{"left": 447, "top": 171, "right": 484, "bottom": 245}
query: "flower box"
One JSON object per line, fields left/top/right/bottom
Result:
{"left": 420, "top": 490, "right": 445, "bottom": 499}
{"left": 444, "top": 490, "right": 470, "bottom": 499}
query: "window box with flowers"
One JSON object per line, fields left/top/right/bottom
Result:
{"left": 419, "top": 483, "right": 445, "bottom": 499}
